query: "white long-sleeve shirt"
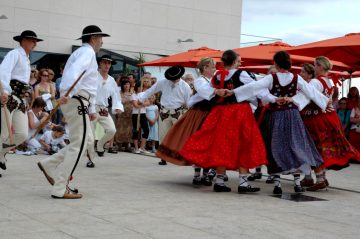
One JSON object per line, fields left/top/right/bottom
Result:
{"left": 292, "top": 76, "right": 333, "bottom": 110}
{"left": 187, "top": 75, "right": 215, "bottom": 108}
{"left": 95, "top": 73, "right": 124, "bottom": 114}
{"left": 138, "top": 79, "right": 192, "bottom": 109}
{"left": 233, "top": 72, "right": 329, "bottom": 111}
{"left": 0, "top": 47, "right": 31, "bottom": 94}
{"left": 59, "top": 43, "right": 99, "bottom": 113}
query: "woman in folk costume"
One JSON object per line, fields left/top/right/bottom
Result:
{"left": 231, "top": 51, "right": 328, "bottom": 194}
{"left": 298, "top": 56, "right": 360, "bottom": 191}
{"left": 180, "top": 50, "right": 274, "bottom": 193}
{"left": 156, "top": 57, "right": 220, "bottom": 186}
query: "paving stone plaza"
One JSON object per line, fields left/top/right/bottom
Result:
{"left": 0, "top": 152, "right": 359, "bottom": 239}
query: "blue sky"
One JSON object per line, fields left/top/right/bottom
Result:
{"left": 241, "top": 0, "right": 360, "bottom": 46}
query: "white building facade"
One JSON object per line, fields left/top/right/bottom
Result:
{"left": 0, "top": 0, "right": 242, "bottom": 75}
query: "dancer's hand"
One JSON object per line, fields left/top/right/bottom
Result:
{"left": 214, "top": 89, "right": 226, "bottom": 97}
{"left": 276, "top": 97, "right": 286, "bottom": 105}
{"left": 223, "top": 89, "right": 234, "bottom": 97}
{"left": 89, "top": 113, "right": 97, "bottom": 121}
{"left": 57, "top": 96, "right": 69, "bottom": 105}
{"left": 1, "top": 93, "right": 8, "bottom": 104}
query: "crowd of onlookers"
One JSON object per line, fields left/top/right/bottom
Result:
{"left": 14, "top": 64, "right": 196, "bottom": 156}
{"left": 336, "top": 86, "right": 360, "bottom": 152}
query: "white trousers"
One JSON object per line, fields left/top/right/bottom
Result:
{"left": 159, "top": 108, "right": 184, "bottom": 143}
{"left": 0, "top": 95, "right": 28, "bottom": 163}
{"left": 90, "top": 106, "right": 116, "bottom": 153}
{"left": 40, "top": 91, "right": 94, "bottom": 197}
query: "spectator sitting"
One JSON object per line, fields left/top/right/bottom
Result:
{"left": 26, "top": 97, "right": 49, "bottom": 154}
{"left": 39, "top": 125, "right": 66, "bottom": 155}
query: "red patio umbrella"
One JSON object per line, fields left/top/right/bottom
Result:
{"left": 207, "top": 42, "right": 350, "bottom": 71}
{"left": 138, "top": 47, "right": 222, "bottom": 68}
{"left": 287, "top": 33, "right": 360, "bottom": 71}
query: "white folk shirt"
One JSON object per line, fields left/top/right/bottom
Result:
{"left": 187, "top": 75, "right": 215, "bottom": 108}
{"left": 0, "top": 47, "right": 31, "bottom": 94}
{"left": 138, "top": 79, "right": 192, "bottom": 109}
{"left": 292, "top": 76, "right": 333, "bottom": 110}
{"left": 95, "top": 73, "right": 124, "bottom": 114}
{"left": 233, "top": 72, "right": 329, "bottom": 111}
{"left": 59, "top": 43, "right": 99, "bottom": 113}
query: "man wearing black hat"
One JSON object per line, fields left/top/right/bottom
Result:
{"left": 85, "top": 55, "right": 123, "bottom": 167}
{"left": 137, "top": 65, "right": 192, "bottom": 165}
{"left": 0, "top": 30, "right": 43, "bottom": 172}
{"left": 38, "top": 25, "right": 110, "bottom": 199}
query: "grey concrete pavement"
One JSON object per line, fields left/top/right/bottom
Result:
{"left": 0, "top": 152, "right": 360, "bottom": 239}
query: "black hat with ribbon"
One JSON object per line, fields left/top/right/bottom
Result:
{"left": 77, "top": 25, "right": 110, "bottom": 40}
{"left": 164, "top": 65, "right": 185, "bottom": 81}
{"left": 98, "top": 54, "right": 116, "bottom": 65}
{"left": 13, "top": 30, "right": 43, "bottom": 42}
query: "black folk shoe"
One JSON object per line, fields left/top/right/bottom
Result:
{"left": 213, "top": 183, "right": 231, "bottom": 192}
{"left": 247, "top": 172, "right": 262, "bottom": 181}
{"left": 273, "top": 186, "right": 282, "bottom": 195}
{"left": 238, "top": 185, "right": 260, "bottom": 193}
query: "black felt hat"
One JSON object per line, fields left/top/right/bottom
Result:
{"left": 98, "top": 54, "right": 116, "bottom": 65}
{"left": 13, "top": 30, "right": 43, "bottom": 42}
{"left": 164, "top": 65, "right": 185, "bottom": 81}
{"left": 77, "top": 25, "right": 110, "bottom": 40}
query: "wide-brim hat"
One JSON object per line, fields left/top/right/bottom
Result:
{"left": 77, "top": 25, "right": 110, "bottom": 40}
{"left": 98, "top": 54, "right": 116, "bottom": 65}
{"left": 164, "top": 65, "right": 185, "bottom": 81}
{"left": 13, "top": 30, "right": 43, "bottom": 42}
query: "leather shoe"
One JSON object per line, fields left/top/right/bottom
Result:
{"left": 247, "top": 172, "right": 262, "bottom": 181}
{"left": 201, "top": 175, "right": 212, "bottom": 186}
{"left": 300, "top": 177, "right": 314, "bottom": 187}
{"left": 52, "top": 191, "right": 82, "bottom": 199}
{"left": 266, "top": 175, "right": 275, "bottom": 184}
{"left": 96, "top": 151, "right": 105, "bottom": 157}
{"left": 213, "top": 183, "right": 231, "bottom": 192}
{"left": 273, "top": 186, "right": 282, "bottom": 195}
{"left": 238, "top": 185, "right": 260, "bottom": 193}
{"left": 86, "top": 161, "right": 95, "bottom": 168}
{"left": 37, "top": 162, "right": 54, "bottom": 185}
{"left": 306, "top": 181, "right": 327, "bottom": 191}
{"left": 294, "top": 185, "right": 305, "bottom": 193}
{"left": 158, "top": 160, "right": 167, "bottom": 165}
{"left": 0, "top": 161, "right": 6, "bottom": 170}
{"left": 108, "top": 147, "right": 118, "bottom": 154}
{"left": 192, "top": 176, "right": 202, "bottom": 185}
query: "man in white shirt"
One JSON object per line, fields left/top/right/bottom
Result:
{"left": 86, "top": 55, "right": 123, "bottom": 168}
{"left": 37, "top": 25, "right": 110, "bottom": 199}
{"left": 138, "top": 65, "right": 192, "bottom": 165}
{"left": 0, "top": 30, "right": 43, "bottom": 172}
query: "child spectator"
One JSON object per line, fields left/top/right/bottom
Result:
{"left": 146, "top": 95, "right": 159, "bottom": 153}
{"left": 39, "top": 125, "right": 66, "bottom": 155}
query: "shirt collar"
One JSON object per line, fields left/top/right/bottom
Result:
{"left": 16, "top": 46, "right": 28, "bottom": 57}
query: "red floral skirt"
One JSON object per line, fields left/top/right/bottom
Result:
{"left": 179, "top": 103, "right": 267, "bottom": 170}
{"left": 349, "top": 129, "right": 360, "bottom": 152}
{"left": 302, "top": 111, "right": 360, "bottom": 170}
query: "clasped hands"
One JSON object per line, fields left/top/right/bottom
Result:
{"left": 275, "top": 96, "right": 293, "bottom": 105}
{"left": 214, "top": 89, "right": 234, "bottom": 97}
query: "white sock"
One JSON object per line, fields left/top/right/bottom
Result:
{"left": 293, "top": 174, "right": 301, "bottom": 186}
{"left": 215, "top": 174, "right": 225, "bottom": 185}
{"left": 194, "top": 167, "right": 201, "bottom": 177}
{"left": 239, "top": 174, "right": 249, "bottom": 187}
{"left": 274, "top": 175, "right": 281, "bottom": 187}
